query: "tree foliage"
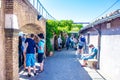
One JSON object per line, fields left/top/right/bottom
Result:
{"left": 72, "top": 24, "right": 83, "bottom": 29}
{"left": 46, "top": 20, "right": 83, "bottom": 55}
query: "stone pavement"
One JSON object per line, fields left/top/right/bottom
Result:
{"left": 19, "top": 49, "right": 106, "bottom": 80}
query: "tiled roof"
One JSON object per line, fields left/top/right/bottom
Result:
{"left": 81, "top": 9, "right": 120, "bottom": 31}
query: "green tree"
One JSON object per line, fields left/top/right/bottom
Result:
{"left": 46, "top": 20, "right": 83, "bottom": 55}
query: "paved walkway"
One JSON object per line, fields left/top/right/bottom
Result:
{"left": 19, "top": 49, "right": 105, "bottom": 80}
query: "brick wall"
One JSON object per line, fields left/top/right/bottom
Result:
{"left": 5, "top": 29, "right": 19, "bottom": 80}
{"left": 3, "top": 0, "right": 46, "bottom": 80}
{"left": 5, "top": 0, "right": 13, "bottom": 14}
{"left": 13, "top": 0, "right": 46, "bottom": 32}
{"left": 0, "top": 29, "right": 6, "bottom": 80}
{"left": 0, "top": 0, "right": 6, "bottom": 80}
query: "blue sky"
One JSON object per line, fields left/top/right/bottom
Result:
{"left": 40, "top": 0, "right": 120, "bottom": 23}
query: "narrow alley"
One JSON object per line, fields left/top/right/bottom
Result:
{"left": 19, "top": 49, "right": 105, "bottom": 80}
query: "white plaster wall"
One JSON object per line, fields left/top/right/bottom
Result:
{"left": 100, "top": 35, "right": 120, "bottom": 80}
{"left": 89, "top": 35, "right": 98, "bottom": 48}
{"left": 88, "top": 35, "right": 120, "bottom": 80}
{"left": 5, "top": 14, "right": 19, "bottom": 29}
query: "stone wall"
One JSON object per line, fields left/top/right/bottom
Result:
{"left": 2, "top": 0, "right": 46, "bottom": 80}
{"left": 0, "top": 29, "right": 5, "bottom": 80}
{"left": 0, "top": 0, "right": 6, "bottom": 80}
{"left": 14, "top": 0, "right": 46, "bottom": 32}
{"left": 5, "top": 29, "right": 19, "bottom": 80}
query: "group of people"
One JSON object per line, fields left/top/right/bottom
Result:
{"left": 18, "top": 32, "right": 45, "bottom": 77}
{"left": 65, "top": 34, "right": 86, "bottom": 51}
{"left": 64, "top": 34, "right": 98, "bottom": 67}
{"left": 19, "top": 32, "right": 98, "bottom": 77}
{"left": 57, "top": 34, "right": 78, "bottom": 50}
{"left": 57, "top": 34, "right": 87, "bottom": 51}
{"left": 76, "top": 35, "right": 98, "bottom": 67}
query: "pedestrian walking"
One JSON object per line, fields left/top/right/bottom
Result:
{"left": 37, "top": 33, "right": 45, "bottom": 73}
{"left": 24, "top": 34, "right": 36, "bottom": 77}
{"left": 65, "top": 35, "right": 71, "bottom": 50}
{"left": 58, "top": 36, "right": 62, "bottom": 50}
{"left": 18, "top": 32, "right": 26, "bottom": 68}
{"left": 78, "top": 35, "right": 86, "bottom": 54}
{"left": 22, "top": 34, "right": 27, "bottom": 69}
{"left": 18, "top": 36, "right": 23, "bottom": 68}
{"left": 70, "top": 34, "right": 74, "bottom": 48}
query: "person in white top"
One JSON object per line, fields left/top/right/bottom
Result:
{"left": 58, "top": 36, "right": 62, "bottom": 50}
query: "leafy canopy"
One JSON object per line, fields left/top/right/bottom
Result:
{"left": 46, "top": 20, "right": 83, "bottom": 53}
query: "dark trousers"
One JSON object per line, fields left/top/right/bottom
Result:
{"left": 19, "top": 51, "right": 24, "bottom": 67}
{"left": 66, "top": 44, "right": 69, "bottom": 50}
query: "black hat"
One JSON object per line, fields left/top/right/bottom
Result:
{"left": 38, "top": 33, "right": 44, "bottom": 39}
